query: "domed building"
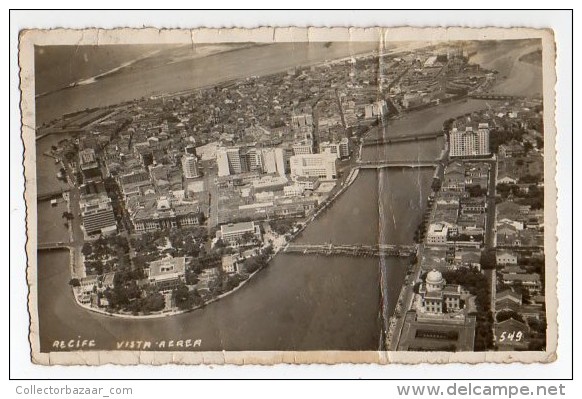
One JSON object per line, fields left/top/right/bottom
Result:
{"left": 418, "top": 269, "right": 462, "bottom": 314}
{"left": 397, "top": 269, "right": 477, "bottom": 351}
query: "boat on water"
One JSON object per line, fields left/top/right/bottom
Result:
{"left": 50, "top": 199, "right": 58, "bottom": 207}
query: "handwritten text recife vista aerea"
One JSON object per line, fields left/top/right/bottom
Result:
{"left": 51, "top": 338, "right": 203, "bottom": 350}
{"left": 116, "top": 339, "right": 203, "bottom": 350}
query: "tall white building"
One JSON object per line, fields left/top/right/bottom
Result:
{"left": 217, "top": 146, "right": 287, "bottom": 177}
{"left": 449, "top": 123, "right": 490, "bottom": 157}
{"left": 339, "top": 137, "right": 350, "bottom": 158}
{"left": 216, "top": 147, "right": 230, "bottom": 177}
{"left": 181, "top": 154, "right": 200, "bottom": 179}
{"left": 226, "top": 147, "right": 245, "bottom": 174}
{"left": 290, "top": 153, "right": 338, "bottom": 181}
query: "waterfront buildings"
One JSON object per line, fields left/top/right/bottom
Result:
{"left": 449, "top": 123, "right": 490, "bottom": 157}
{"left": 418, "top": 270, "right": 462, "bottom": 314}
{"left": 79, "top": 192, "right": 117, "bottom": 238}
{"left": 338, "top": 137, "right": 350, "bottom": 158}
{"left": 426, "top": 223, "right": 449, "bottom": 245}
{"left": 78, "top": 148, "right": 101, "bottom": 179}
{"left": 218, "top": 221, "right": 262, "bottom": 246}
{"left": 146, "top": 257, "right": 186, "bottom": 291}
{"left": 221, "top": 255, "right": 243, "bottom": 274}
{"left": 397, "top": 270, "right": 476, "bottom": 351}
{"left": 289, "top": 153, "right": 338, "bottom": 181}
{"left": 364, "top": 100, "right": 388, "bottom": 119}
{"left": 319, "top": 141, "right": 340, "bottom": 158}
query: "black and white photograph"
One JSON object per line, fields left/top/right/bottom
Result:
{"left": 19, "top": 26, "right": 558, "bottom": 365}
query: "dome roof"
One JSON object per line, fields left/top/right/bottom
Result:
{"left": 426, "top": 269, "right": 444, "bottom": 285}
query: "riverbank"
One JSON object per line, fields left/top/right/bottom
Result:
{"left": 70, "top": 248, "right": 279, "bottom": 320}
{"left": 35, "top": 42, "right": 381, "bottom": 126}
{"left": 69, "top": 157, "right": 364, "bottom": 320}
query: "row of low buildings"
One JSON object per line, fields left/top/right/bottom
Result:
{"left": 425, "top": 161, "right": 490, "bottom": 249}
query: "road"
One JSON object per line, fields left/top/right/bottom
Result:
{"left": 484, "top": 159, "right": 498, "bottom": 313}
{"left": 63, "top": 162, "right": 86, "bottom": 278}
{"left": 201, "top": 162, "right": 220, "bottom": 228}
{"left": 388, "top": 244, "right": 424, "bottom": 351}
{"left": 485, "top": 159, "right": 498, "bottom": 250}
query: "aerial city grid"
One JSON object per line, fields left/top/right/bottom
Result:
{"left": 35, "top": 39, "right": 546, "bottom": 353}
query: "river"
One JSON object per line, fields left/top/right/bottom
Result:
{"left": 35, "top": 42, "right": 380, "bottom": 127}
{"left": 34, "top": 40, "right": 541, "bottom": 352}
{"left": 36, "top": 132, "right": 442, "bottom": 352}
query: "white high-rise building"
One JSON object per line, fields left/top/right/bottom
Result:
{"left": 290, "top": 153, "right": 338, "bottom": 181}
{"left": 226, "top": 147, "right": 245, "bottom": 174}
{"left": 216, "top": 148, "right": 231, "bottom": 177}
{"left": 339, "top": 137, "right": 350, "bottom": 158}
{"left": 217, "top": 146, "right": 289, "bottom": 176}
{"left": 449, "top": 124, "right": 490, "bottom": 157}
{"left": 181, "top": 154, "right": 200, "bottom": 179}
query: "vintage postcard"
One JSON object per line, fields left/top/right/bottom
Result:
{"left": 19, "top": 27, "right": 557, "bottom": 365}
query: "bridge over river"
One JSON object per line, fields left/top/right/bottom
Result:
{"left": 362, "top": 131, "right": 444, "bottom": 146}
{"left": 37, "top": 189, "right": 69, "bottom": 202}
{"left": 467, "top": 93, "right": 532, "bottom": 101}
{"left": 283, "top": 243, "right": 417, "bottom": 257}
{"left": 37, "top": 241, "right": 74, "bottom": 251}
{"left": 356, "top": 160, "right": 440, "bottom": 169}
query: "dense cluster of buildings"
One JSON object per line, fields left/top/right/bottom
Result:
{"left": 49, "top": 42, "right": 546, "bottom": 343}
{"left": 410, "top": 98, "right": 546, "bottom": 351}
{"left": 381, "top": 47, "right": 495, "bottom": 113}
{"left": 424, "top": 160, "right": 490, "bottom": 255}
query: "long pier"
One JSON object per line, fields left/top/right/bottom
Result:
{"left": 362, "top": 131, "right": 444, "bottom": 146}
{"left": 37, "top": 189, "right": 69, "bottom": 201}
{"left": 283, "top": 243, "right": 417, "bottom": 257}
{"left": 38, "top": 241, "right": 74, "bottom": 251}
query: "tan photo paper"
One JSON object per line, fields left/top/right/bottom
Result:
{"left": 19, "top": 27, "right": 557, "bottom": 365}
